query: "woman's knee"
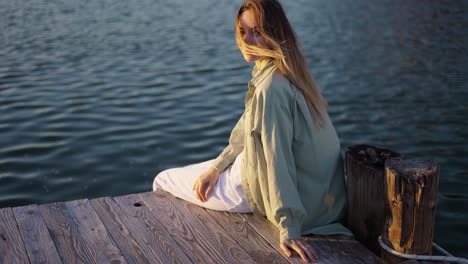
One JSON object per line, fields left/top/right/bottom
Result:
{"left": 152, "top": 169, "right": 169, "bottom": 191}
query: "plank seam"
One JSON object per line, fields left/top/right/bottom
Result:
{"left": 114, "top": 194, "right": 181, "bottom": 263}
{"left": 203, "top": 208, "right": 290, "bottom": 264}
{"left": 34, "top": 205, "right": 67, "bottom": 264}
{"left": 13, "top": 205, "right": 63, "bottom": 264}
{"left": 65, "top": 199, "right": 130, "bottom": 263}
{"left": 164, "top": 194, "right": 245, "bottom": 264}
{"left": 114, "top": 193, "right": 193, "bottom": 264}
{"left": 89, "top": 197, "right": 139, "bottom": 264}
{"left": 40, "top": 202, "right": 97, "bottom": 263}
{"left": 63, "top": 200, "right": 100, "bottom": 263}
{"left": 90, "top": 197, "right": 164, "bottom": 264}
{"left": 138, "top": 192, "right": 228, "bottom": 264}
{"left": 10, "top": 208, "right": 33, "bottom": 264}
{"left": 3, "top": 207, "right": 31, "bottom": 264}
{"left": 237, "top": 213, "right": 297, "bottom": 264}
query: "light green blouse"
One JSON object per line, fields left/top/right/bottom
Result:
{"left": 213, "top": 61, "right": 352, "bottom": 240}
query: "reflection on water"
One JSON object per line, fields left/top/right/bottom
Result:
{"left": 0, "top": 0, "right": 467, "bottom": 257}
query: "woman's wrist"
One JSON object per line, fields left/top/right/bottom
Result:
{"left": 210, "top": 165, "right": 221, "bottom": 175}
{"left": 280, "top": 225, "right": 302, "bottom": 241}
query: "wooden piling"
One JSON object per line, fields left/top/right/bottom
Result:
{"left": 345, "top": 144, "right": 401, "bottom": 255}
{"left": 381, "top": 158, "right": 439, "bottom": 263}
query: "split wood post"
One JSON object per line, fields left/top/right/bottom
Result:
{"left": 381, "top": 159, "right": 439, "bottom": 263}
{"left": 345, "top": 144, "right": 401, "bottom": 255}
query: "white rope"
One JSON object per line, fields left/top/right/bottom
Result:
{"left": 378, "top": 236, "right": 468, "bottom": 264}
{"left": 433, "top": 241, "right": 454, "bottom": 257}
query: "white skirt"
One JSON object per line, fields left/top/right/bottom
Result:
{"left": 152, "top": 151, "right": 251, "bottom": 213}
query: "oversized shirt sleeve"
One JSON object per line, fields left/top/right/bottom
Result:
{"left": 212, "top": 113, "right": 245, "bottom": 172}
{"left": 256, "top": 83, "right": 306, "bottom": 241}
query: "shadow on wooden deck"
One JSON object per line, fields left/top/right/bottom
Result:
{"left": 0, "top": 190, "right": 382, "bottom": 263}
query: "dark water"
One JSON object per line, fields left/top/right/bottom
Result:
{"left": 1, "top": 0, "right": 467, "bottom": 257}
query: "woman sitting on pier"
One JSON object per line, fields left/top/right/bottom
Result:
{"left": 153, "top": 0, "right": 352, "bottom": 262}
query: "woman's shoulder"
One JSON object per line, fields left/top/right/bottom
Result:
{"left": 257, "top": 70, "right": 295, "bottom": 100}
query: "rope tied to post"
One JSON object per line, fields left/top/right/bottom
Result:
{"left": 378, "top": 236, "right": 468, "bottom": 264}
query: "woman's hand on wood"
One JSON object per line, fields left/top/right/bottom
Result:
{"left": 280, "top": 239, "right": 318, "bottom": 263}
{"left": 192, "top": 166, "right": 221, "bottom": 202}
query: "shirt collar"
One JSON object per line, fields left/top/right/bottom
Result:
{"left": 249, "top": 60, "right": 276, "bottom": 90}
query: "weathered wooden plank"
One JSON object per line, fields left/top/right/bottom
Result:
{"left": 13, "top": 204, "right": 62, "bottom": 264}
{"left": 4, "top": 189, "right": 389, "bottom": 264}
{"left": 238, "top": 213, "right": 303, "bottom": 264}
{"left": 138, "top": 191, "right": 227, "bottom": 264}
{"left": 95, "top": 196, "right": 193, "bottom": 264}
{"left": 115, "top": 194, "right": 218, "bottom": 263}
{"left": 39, "top": 202, "right": 95, "bottom": 264}
{"left": 204, "top": 208, "right": 290, "bottom": 264}
{"left": 0, "top": 207, "right": 29, "bottom": 264}
{"left": 305, "top": 235, "right": 384, "bottom": 263}
{"left": 164, "top": 192, "right": 257, "bottom": 264}
{"left": 112, "top": 194, "right": 193, "bottom": 264}
{"left": 64, "top": 199, "right": 127, "bottom": 264}
{"left": 90, "top": 197, "right": 162, "bottom": 264}
{"left": 240, "top": 213, "right": 383, "bottom": 264}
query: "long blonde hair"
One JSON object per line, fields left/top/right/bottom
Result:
{"left": 236, "top": 0, "right": 328, "bottom": 128}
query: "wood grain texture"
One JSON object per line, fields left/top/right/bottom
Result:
{"left": 5, "top": 190, "right": 386, "bottom": 264}
{"left": 39, "top": 202, "right": 95, "bottom": 264}
{"left": 305, "top": 235, "right": 383, "bottom": 263}
{"left": 113, "top": 193, "right": 192, "bottom": 264}
{"left": 165, "top": 192, "right": 257, "bottom": 264}
{"left": 65, "top": 199, "right": 127, "bottom": 264}
{"left": 345, "top": 144, "right": 401, "bottom": 255}
{"left": 13, "top": 204, "right": 62, "bottom": 264}
{"left": 239, "top": 213, "right": 303, "bottom": 264}
{"left": 0, "top": 207, "right": 29, "bottom": 264}
{"left": 139, "top": 191, "right": 227, "bottom": 264}
{"left": 240, "top": 213, "right": 383, "bottom": 264}
{"left": 382, "top": 159, "right": 439, "bottom": 263}
{"left": 205, "top": 209, "right": 290, "bottom": 264}
{"left": 90, "top": 197, "right": 162, "bottom": 264}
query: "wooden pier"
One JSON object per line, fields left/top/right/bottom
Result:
{"left": 0, "top": 190, "right": 382, "bottom": 263}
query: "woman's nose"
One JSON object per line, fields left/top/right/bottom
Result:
{"left": 243, "top": 32, "right": 253, "bottom": 44}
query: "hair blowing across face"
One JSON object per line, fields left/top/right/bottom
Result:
{"left": 236, "top": 0, "right": 328, "bottom": 128}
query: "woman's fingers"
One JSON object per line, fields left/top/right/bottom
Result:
{"left": 281, "top": 239, "right": 318, "bottom": 263}
{"left": 194, "top": 181, "right": 209, "bottom": 202}
{"left": 193, "top": 180, "right": 204, "bottom": 202}
{"left": 199, "top": 184, "right": 206, "bottom": 202}
{"left": 290, "top": 242, "right": 309, "bottom": 262}
{"left": 279, "top": 242, "right": 292, "bottom": 257}
{"left": 193, "top": 169, "right": 220, "bottom": 203}
{"left": 300, "top": 243, "right": 318, "bottom": 262}
{"left": 204, "top": 184, "right": 213, "bottom": 201}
